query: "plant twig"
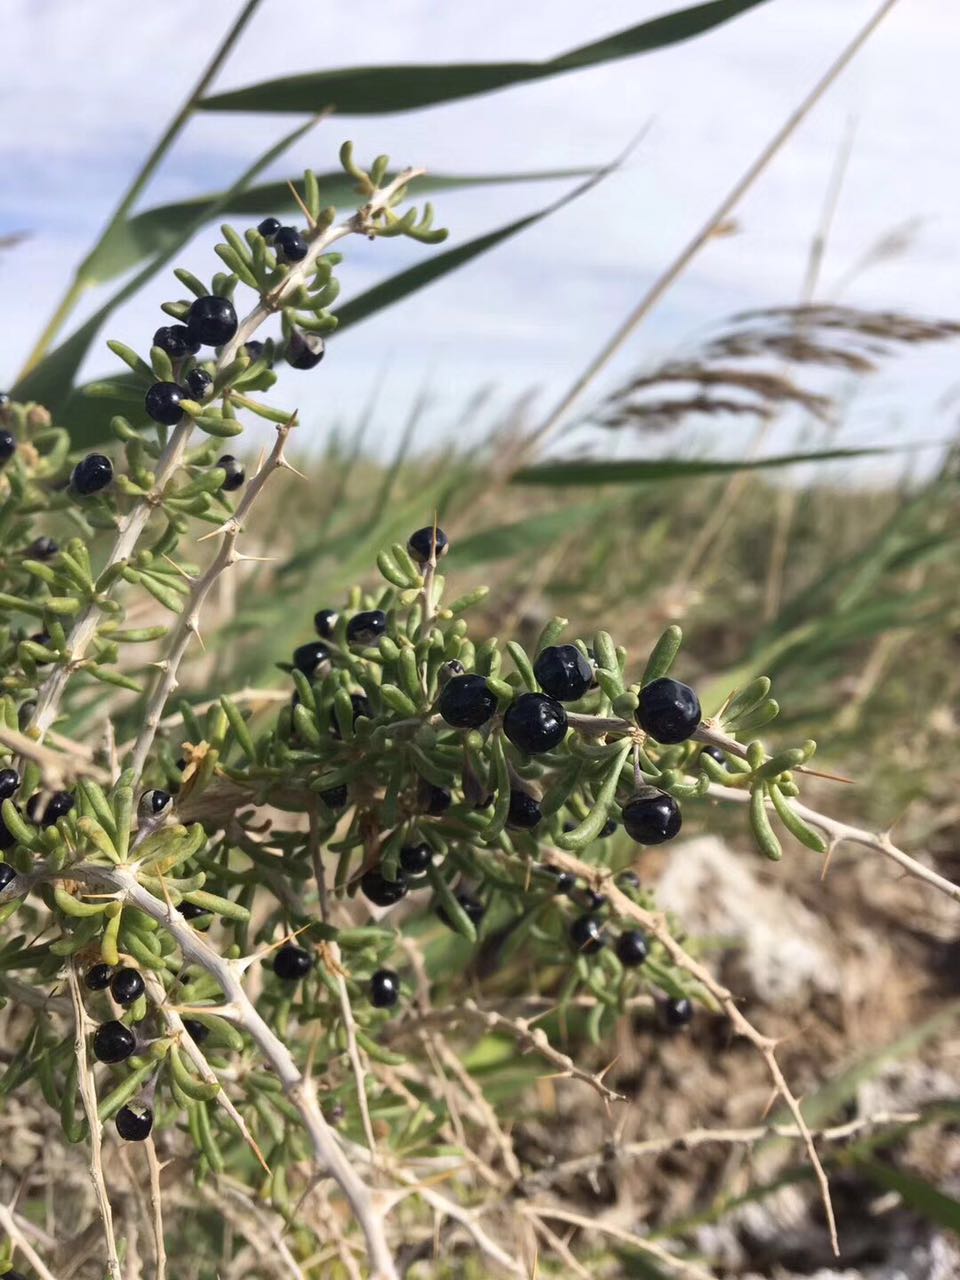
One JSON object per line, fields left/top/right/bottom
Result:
{"left": 699, "top": 776, "right": 960, "bottom": 905}
{"left": 128, "top": 417, "right": 296, "bottom": 774}
{"left": 427, "top": 997, "right": 624, "bottom": 1104}
{"left": 521, "top": 1109, "right": 923, "bottom": 1190}
{"left": 69, "top": 864, "right": 399, "bottom": 1280}
{"left": 140, "top": 969, "right": 269, "bottom": 1172}
{"left": 520, "top": 1204, "right": 716, "bottom": 1280}
{"left": 65, "top": 961, "right": 122, "bottom": 1280}
{"left": 328, "top": 941, "right": 378, "bottom": 1160}
{"left": 27, "top": 167, "right": 424, "bottom": 751}
{"left": 542, "top": 848, "right": 841, "bottom": 1256}
{"left": 0, "top": 1202, "right": 63, "bottom": 1280}
{"left": 144, "top": 1141, "right": 167, "bottom": 1280}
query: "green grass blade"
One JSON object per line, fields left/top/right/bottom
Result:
{"left": 198, "top": 0, "right": 771, "bottom": 113}
{"left": 513, "top": 448, "right": 896, "bottom": 486}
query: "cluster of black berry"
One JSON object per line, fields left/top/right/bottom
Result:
{"left": 0, "top": 388, "right": 115, "bottom": 503}
{"left": 251, "top": 523, "right": 710, "bottom": 1033}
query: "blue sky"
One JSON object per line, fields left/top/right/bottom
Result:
{"left": 1, "top": 0, "right": 958, "bottom": 467}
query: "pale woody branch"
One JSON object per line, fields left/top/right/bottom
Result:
{"left": 128, "top": 416, "right": 296, "bottom": 776}
{"left": 65, "top": 960, "right": 122, "bottom": 1280}
{"left": 543, "top": 845, "right": 841, "bottom": 1256}
{"left": 26, "top": 166, "right": 425, "bottom": 751}
{"left": 67, "top": 862, "right": 400, "bottom": 1280}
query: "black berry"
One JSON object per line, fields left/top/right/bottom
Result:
{"left": 438, "top": 891, "right": 485, "bottom": 931}
{"left": 0, "top": 768, "right": 20, "bottom": 799}
{"left": 0, "top": 430, "right": 16, "bottom": 464}
{"left": 258, "top": 216, "right": 281, "bottom": 239}
{"left": 319, "top": 784, "right": 348, "bottom": 811}
{"left": 438, "top": 674, "right": 496, "bottom": 729}
{"left": 399, "top": 843, "right": 432, "bottom": 874}
{"left": 72, "top": 453, "right": 113, "bottom": 496}
{"left": 26, "top": 536, "right": 58, "bottom": 560}
{"left": 662, "top": 996, "right": 694, "bottom": 1029}
{"left": 507, "top": 789, "right": 542, "bottom": 830}
{"left": 292, "top": 640, "right": 330, "bottom": 677}
{"left": 580, "top": 889, "right": 607, "bottom": 913}
{"left": 153, "top": 324, "right": 198, "bottom": 359}
{"left": 273, "top": 944, "right": 313, "bottom": 981}
{"left": 346, "top": 610, "right": 387, "bottom": 645}
{"left": 187, "top": 294, "right": 238, "bottom": 347}
{"left": 185, "top": 367, "right": 213, "bottom": 401}
{"left": 0, "top": 863, "right": 17, "bottom": 892}
{"left": 217, "top": 454, "right": 245, "bottom": 492}
{"left": 93, "top": 1020, "right": 136, "bottom": 1063}
{"left": 42, "top": 790, "right": 74, "bottom": 827}
{"left": 110, "top": 967, "right": 145, "bottom": 1007}
{"left": 275, "top": 226, "right": 308, "bottom": 262}
{"left": 534, "top": 645, "right": 594, "bottom": 702}
{"left": 600, "top": 818, "right": 618, "bottom": 837}
{"left": 244, "top": 340, "right": 265, "bottom": 361}
{"left": 286, "top": 329, "right": 325, "bottom": 369}
{"left": 0, "top": 806, "right": 15, "bottom": 850}
{"left": 622, "top": 793, "right": 682, "bottom": 845}
{"left": 144, "top": 381, "right": 186, "bottom": 426}
{"left": 361, "top": 868, "right": 408, "bottom": 907}
{"left": 180, "top": 902, "right": 210, "bottom": 921}
{"left": 84, "top": 963, "right": 113, "bottom": 991}
{"left": 701, "top": 745, "right": 726, "bottom": 764}
{"left": 616, "top": 930, "right": 649, "bottom": 967}
{"left": 407, "top": 526, "right": 448, "bottom": 564}
{"left": 540, "top": 865, "right": 576, "bottom": 896}
{"left": 369, "top": 968, "right": 400, "bottom": 1008}
{"left": 350, "top": 692, "right": 372, "bottom": 722}
{"left": 139, "top": 788, "right": 171, "bottom": 818}
{"left": 25, "top": 794, "right": 43, "bottom": 822}
{"left": 503, "top": 692, "right": 567, "bottom": 755}
{"left": 636, "top": 677, "right": 701, "bottom": 744}
{"left": 569, "top": 914, "right": 606, "bottom": 955}
{"left": 115, "top": 1104, "right": 153, "bottom": 1141}
{"left": 314, "top": 608, "right": 338, "bottom": 638}
{"left": 182, "top": 1017, "right": 209, "bottom": 1044}
{"left": 421, "top": 784, "right": 451, "bottom": 816}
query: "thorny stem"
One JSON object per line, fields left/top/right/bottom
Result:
{"left": 144, "top": 1140, "right": 168, "bottom": 1280}
{"left": 0, "top": 1204, "right": 62, "bottom": 1280}
{"left": 519, "top": 1205, "right": 717, "bottom": 1280}
{"left": 65, "top": 961, "right": 122, "bottom": 1280}
{"left": 329, "top": 941, "right": 379, "bottom": 1161}
{"left": 704, "top": 780, "right": 960, "bottom": 905}
{"left": 127, "top": 417, "right": 295, "bottom": 775}
{"left": 521, "top": 1109, "right": 924, "bottom": 1191}
{"left": 69, "top": 864, "right": 399, "bottom": 1280}
{"left": 141, "top": 969, "right": 268, "bottom": 1172}
{"left": 25, "top": 167, "right": 424, "bottom": 752}
{"left": 543, "top": 847, "right": 841, "bottom": 1256}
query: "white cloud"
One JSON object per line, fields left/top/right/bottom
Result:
{"left": 1, "top": 0, "right": 958, "bottom": 460}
